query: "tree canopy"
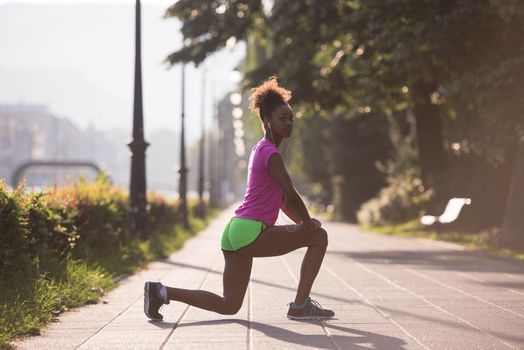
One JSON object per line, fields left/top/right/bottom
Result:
{"left": 165, "top": 0, "right": 524, "bottom": 242}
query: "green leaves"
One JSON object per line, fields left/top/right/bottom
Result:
{"left": 165, "top": 0, "right": 524, "bottom": 223}
{"left": 0, "top": 178, "right": 217, "bottom": 347}
{"left": 164, "top": 0, "right": 264, "bottom": 66}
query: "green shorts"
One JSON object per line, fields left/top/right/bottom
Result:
{"left": 221, "top": 217, "right": 267, "bottom": 251}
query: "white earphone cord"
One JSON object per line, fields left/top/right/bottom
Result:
{"left": 268, "top": 123, "right": 276, "bottom": 146}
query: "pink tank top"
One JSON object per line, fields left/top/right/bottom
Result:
{"left": 235, "top": 139, "right": 283, "bottom": 227}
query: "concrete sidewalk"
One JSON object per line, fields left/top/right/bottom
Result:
{"left": 16, "top": 208, "right": 524, "bottom": 349}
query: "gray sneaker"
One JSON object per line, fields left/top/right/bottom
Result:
{"left": 144, "top": 282, "right": 168, "bottom": 320}
{"left": 287, "top": 297, "right": 335, "bottom": 320}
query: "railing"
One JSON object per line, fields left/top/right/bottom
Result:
{"left": 10, "top": 160, "right": 106, "bottom": 188}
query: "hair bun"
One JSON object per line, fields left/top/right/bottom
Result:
{"left": 248, "top": 76, "right": 292, "bottom": 119}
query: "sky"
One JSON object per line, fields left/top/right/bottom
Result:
{"left": 0, "top": 0, "right": 245, "bottom": 143}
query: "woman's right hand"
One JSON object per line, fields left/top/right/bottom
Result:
{"left": 301, "top": 218, "right": 321, "bottom": 232}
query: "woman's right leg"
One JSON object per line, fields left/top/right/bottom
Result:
{"left": 165, "top": 250, "right": 253, "bottom": 315}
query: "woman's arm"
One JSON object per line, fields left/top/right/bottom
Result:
{"left": 281, "top": 194, "right": 302, "bottom": 224}
{"left": 268, "top": 153, "right": 319, "bottom": 231}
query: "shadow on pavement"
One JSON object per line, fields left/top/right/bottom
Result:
{"left": 327, "top": 249, "right": 524, "bottom": 275}
{"left": 474, "top": 281, "right": 524, "bottom": 289}
{"left": 375, "top": 305, "right": 524, "bottom": 344}
{"left": 157, "top": 259, "right": 362, "bottom": 306}
{"left": 151, "top": 318, "right": 408, "bottom": 350}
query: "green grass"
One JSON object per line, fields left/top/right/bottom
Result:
{"left": 0, "top": 209, "right": 219, "bottom": 350}
{"left": 0, "top": 260, "right": 115, "bottom": 349}
{"left": 362, "top": 221, "right": 524, "bottom": 261}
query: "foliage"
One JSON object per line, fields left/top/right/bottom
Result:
{"left": 357, "top": 168, "right": 432, "bottom": 226}
{"left": 164, "top": 0, "right": 264, "bottom": 65}
{"left": 0, "top": 260, "right": 114, "bottom": 349}
{"left": 164, "top": 1, "right": 524, "bottom": 231}
{"left": 363, "top": 222, "right": 524, "bottom": 261}
{"left": 0, "top": 182, "right": 31, "bottom": 279}
{"left": 0, "top": 179, "right": 216, "bottom": 349}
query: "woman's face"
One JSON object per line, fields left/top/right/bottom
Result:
{"left": 267, "top": 103, "right": 293, "bottom": 138}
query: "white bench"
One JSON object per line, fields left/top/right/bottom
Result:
{"left": 420, "top": 197, "right": 472, "bottom": 226}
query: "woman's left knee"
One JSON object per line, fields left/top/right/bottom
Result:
{"left": 314, "top": 228, "right": 328, "bottom": 248}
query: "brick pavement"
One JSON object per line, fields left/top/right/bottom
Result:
{"left": 16, "top": 208, "right": 524, "bottom": 349}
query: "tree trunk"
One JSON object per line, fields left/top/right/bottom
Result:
{"left": 500, "top": 136, "right": 524, "bottom": 247}
{"left": 411, "top": 80, "right": 446, "bottom": 191}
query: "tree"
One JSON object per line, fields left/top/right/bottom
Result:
{"left": 501, "top": 136, "right": 524, "bottom": 246}
{"left": 164, "top": 0, "right": 524, "bottom": 230}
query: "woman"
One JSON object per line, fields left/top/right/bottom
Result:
{"left": 144, "top": 76, "right": 334, "bottom": 321}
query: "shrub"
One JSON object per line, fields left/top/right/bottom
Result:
{"left": 1, "top": 176, "right": 130, "bottom": 279}
{"left": 0, "top": 182, "right": 31, "bottom": 279}
{"left": 0, "top": 176, "right": 215, "bottom": 349}
{"left": 45, "top": 176, "right": 128, "bottom": 260}
{"left": 147, "top": 192, "right": 178, "bottom": 232}
{"left": 357, "top": 168, "right": 433, "bottom": 226}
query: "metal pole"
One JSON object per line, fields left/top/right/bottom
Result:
{"left": 197, "top": 67, "right": 206, "bottom": 217}
{"left": 216, "top": 103, "right": 223, "bottom": 207}
{"left": 209, "top": 82, "right": 218, "bottom": 208}
{"left": 178, "top": 64, "right": 189, "bottom": 228}
{"left": 128, "top": 0, "right": 149, "bottom": 239}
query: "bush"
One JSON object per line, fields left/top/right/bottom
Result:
{"left": 147, "top": 192, "right": 179, "bottom": 232}
{"left": 0, "top": 176, "right": 129, "bottom": 280}
{"left": 0, "top": 183, "right": 31, "bottom": 279}
{"left": 45, "top": 176, "right": 128, "bottom": 260}
{"left": 0, "top": 177, "right": 216, "bottom": 349}
{"left": 357, "top": 169, "right": 432, "bottom": 226}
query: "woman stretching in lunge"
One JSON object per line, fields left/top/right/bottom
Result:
{"left": 144, "top": 76, "right": 334, "bottom": 321}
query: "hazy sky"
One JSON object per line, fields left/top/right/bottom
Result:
{"left": 0, "top": 1, "right": 245, "bottom": 143}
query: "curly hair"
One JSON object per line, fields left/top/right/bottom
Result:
{"left": 248, "top": 76, "right": 292, "bottom": 120}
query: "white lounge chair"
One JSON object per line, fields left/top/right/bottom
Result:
{"left": 420, "top": 198, "right": 472, "bottom": 226}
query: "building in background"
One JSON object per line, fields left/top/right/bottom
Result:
{"left": 0, "top": 104, "right": 129, "bottom": 188}
{"left": 0, "top": 96, "right": 250, "bottom": 201}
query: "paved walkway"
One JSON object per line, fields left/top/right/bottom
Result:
{"left": 16, "top": 208, "right": 524, "bottom": 349}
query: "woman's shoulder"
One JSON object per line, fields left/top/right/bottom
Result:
{"left": 252, "top": 139, "right": 279, "bottom": 168}
{"left": 256, "top": 138, "right": 278, "bottom": 151}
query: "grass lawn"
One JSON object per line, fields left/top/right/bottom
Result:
{"left": 362, "top": 220, "right": 524, "bottom": 261}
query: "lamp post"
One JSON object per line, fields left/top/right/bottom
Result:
{"left": 128, "top": 0, "right": 149, "bottom": 239}
{"left": 197, "top": 67, "right": 206, "bottom": 217}
{"left": 178, "top": 64, "right": 189, "bottom": 228}
{"left": 209, "top": 83, "right": 219, "bottom": 208}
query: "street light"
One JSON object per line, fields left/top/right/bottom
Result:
{"left": 178, "top": 64, "right": 189, "bottom": 228}
{"left": 209, "top": 82, "right": 220, "bottom": 209}
{"left": 197, "top": 66, "right": 206, "bottom": 218}
{"left": 128, "top": 0, "right": 149, "bottom": 240}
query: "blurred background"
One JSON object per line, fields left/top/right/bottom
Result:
{"left": 1, "top": 0, "right": 523, "bottom": 245}
{"left": 0, "top": 0, "right": 245, "bottom": 200}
